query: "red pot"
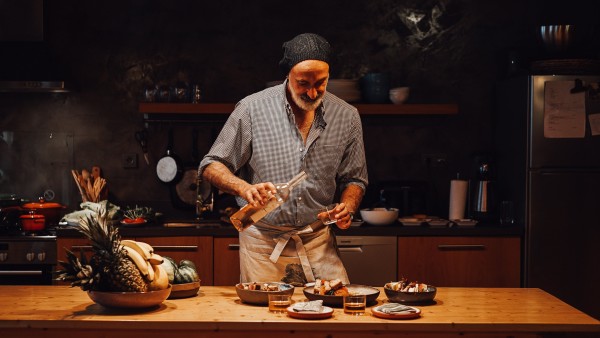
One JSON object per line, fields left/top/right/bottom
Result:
{"left": 21, "top": 198, "right": 66, "bottom": 226}
{"left": 20, "top": 212, "right": 46, "bottom": 231}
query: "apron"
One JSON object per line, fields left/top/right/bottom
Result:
{"left": 238, "top": 220, "right": 349, "bottom": 284}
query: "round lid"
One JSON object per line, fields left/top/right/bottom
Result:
{"left": 22, "top": 197, "right": 64, "bottom": 209}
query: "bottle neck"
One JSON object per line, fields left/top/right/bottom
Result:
{"left": 286, "top": 171, "right": 307, "bottom": 190}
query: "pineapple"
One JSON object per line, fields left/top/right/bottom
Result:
{"left": 56, "top": 206, "right": 149, "bottom": 292}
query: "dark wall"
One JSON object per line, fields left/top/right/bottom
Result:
{"left": 1, "top": 0, "right": 598, "bottom": 218}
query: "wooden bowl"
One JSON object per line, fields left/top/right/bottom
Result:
{"left": 235, "top": 282, "right": 294, "bottom": 305}
{"left": 169, "top": 281, "right": 200, "bottom": 299}
{"left": 87, "top": 285, "right": 171, "bottom": 309}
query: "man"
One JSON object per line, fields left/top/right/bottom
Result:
{"left": 199, "top": 33, "right": 368, "bottom": 284}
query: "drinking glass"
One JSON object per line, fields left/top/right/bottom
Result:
{"left": 268, "top": 294, "right": 291, "bottom": 313}
{"left": 320, "top": 204, "right": 339, "bottom": 225}
{"left": 500, "top": 200, "right": 515, "bottom": 224}
{"left": 343, "top": 294, "right": 366, "bottom": 315}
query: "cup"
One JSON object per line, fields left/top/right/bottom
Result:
{"left": 500, "top": 200, "right": 515, "bottom": 224}
{"left": 343, "top": 294, "right": 366, "bottom": 315}
{"left": 268, "top": 294, "right": 291, "bottom": 313}
{"left": 320, "top": 204, "right": 339, "bottom": 225}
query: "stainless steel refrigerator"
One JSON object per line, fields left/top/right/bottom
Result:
{"left": 495, "top": 74, "right": 600, "bottom": 320}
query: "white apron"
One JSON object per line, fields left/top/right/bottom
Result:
{"left": 238, "top": 221, "right": 349, "bottom": 284}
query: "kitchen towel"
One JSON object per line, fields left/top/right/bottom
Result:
{"left": 449, "top": 179, "right": 468, "bottom": 220}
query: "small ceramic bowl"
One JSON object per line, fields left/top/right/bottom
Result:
{"left": 360, "top": 208, "right": 399, "bottom": 226}
{"left": 389, "top": 87, "right": 410, "bottom": 104}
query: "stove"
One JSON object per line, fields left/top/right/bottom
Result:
{"left": 0, "top": 228, "right": 57, "bottom": 285}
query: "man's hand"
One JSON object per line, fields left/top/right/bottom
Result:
{"left": 241, "top": 182, "right": 277, "bottom": 207}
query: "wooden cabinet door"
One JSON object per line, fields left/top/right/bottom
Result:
{"left": 55, "top": 238, "right": 93, "bottom": 285}
{"left": 213, "top": 237, "right": 240, "bottom": 286}
{"left": 136, "top": 236, "right": 213, "bottom": 286}
{"left": 398, "top": 236, "right": 520, "bottom": 287}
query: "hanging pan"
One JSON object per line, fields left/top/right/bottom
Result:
{"left": 156, "top": 128, "right": 183, "bottom": 184}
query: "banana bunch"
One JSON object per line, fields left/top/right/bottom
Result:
{"left": 121, "top": 240, "right": 170, "bottom": 291}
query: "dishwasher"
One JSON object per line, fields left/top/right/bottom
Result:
{"left": 335, "top": 236, "right": 397, "bottom": 286}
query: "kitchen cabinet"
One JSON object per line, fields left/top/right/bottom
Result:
{"left": 56, "top": 236, "right": 213, "bottom": 286}
{"left": 136, "top": 236, "right": 213, "bottom": 286}
{"left": 397, "top": 236, "right": 520, "bottom": 287}
{"left": 139, "top": 103, "right": 458, "bottom": 117}
{"left": 213, "top": 237, "right": 240, "bottom": 285}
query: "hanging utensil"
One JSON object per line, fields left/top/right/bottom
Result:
{"left": 174, "top": 129, "right": 200, "bottom": 210}
{"left": 156, "top": 128, "right": 182, "bottom": 184}
{"left": 135, "top": 129, "right": 149, "bottom": 165}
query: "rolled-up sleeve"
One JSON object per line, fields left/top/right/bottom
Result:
{"left": 198, "top": 102, "right": 253, "bottom": 176}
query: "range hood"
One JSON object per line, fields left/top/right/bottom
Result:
{"left": 0, "top": 81, "right": 68, "bottom": 93}
{"left": 0, "top": 1, "right": 69, "bottom": 93}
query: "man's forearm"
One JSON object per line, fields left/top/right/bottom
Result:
{"left": 340, "top": 184, "right": 365, "bottom": 214}
{"left": 201, "top": 162, "right": 249, "bottom": 197}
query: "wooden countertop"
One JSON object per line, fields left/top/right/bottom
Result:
{"left": 1, "top": 286, "right": 598, "bottom": 338}
{"left": 56, "top": 221, "right": 524, "bottom": 238}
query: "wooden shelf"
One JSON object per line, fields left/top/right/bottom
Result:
{"left": 139, "top": 103, "right": 458, "bottom": 116}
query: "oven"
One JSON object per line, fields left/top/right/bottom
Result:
{"left": 0, "top": 235, "right": 57, "bottom": 285}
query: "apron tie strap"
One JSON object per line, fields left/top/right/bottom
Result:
{"left": 266, "top": 223, "right": 318, "bottom": 282}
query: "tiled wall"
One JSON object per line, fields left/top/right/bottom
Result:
{"left": 0, "top": 0, "right": 598, "bottom": 218}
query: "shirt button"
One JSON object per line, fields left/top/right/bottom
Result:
{"left": 299, "top": 147, "right": 303, "bottom": 152}
{"left": 298, "top": 197, "right": 302, "bottom": 201}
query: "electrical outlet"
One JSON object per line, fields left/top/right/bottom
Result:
{"left": 422, "top": 153, "right": 447, "bottom": 167}
{"left": 122, "top": 153, "right": 138, "bottom": 168}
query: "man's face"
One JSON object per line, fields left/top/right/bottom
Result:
{"left": 287, "top": 60, "right": 329, "bottom": 112}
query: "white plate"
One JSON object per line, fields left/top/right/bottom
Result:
{"left": 287, "top": 306, "right": 333, "bottom": 319}
{"left": 452, "top": 219, "right": 478, "bottom": 227}
{"left": 350, "top": 221, "right": 364, "bottom": 227}
{"left": 428, "top": 219, "right": 449, "bottom": 228}
{"left": 399, "top": 218, "right": 430, "bottom": 226}
{"left": 372, "top": 305, "right": 421, "bottom": 319}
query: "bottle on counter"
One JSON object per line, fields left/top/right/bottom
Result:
{"left": 230, "top": 171, "right": 307, "bottom": 232}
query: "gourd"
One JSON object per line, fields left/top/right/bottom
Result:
{"left": 160, "top": 256, "right": 177, "bottom": 284}
{"left": 162, "top": 256, "right": 200, "bottom": 284}
{"left": 177, "top": 265, "right": 200, "bottom": 283}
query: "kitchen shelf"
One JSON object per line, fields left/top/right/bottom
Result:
{"left": 139, "top": 103, "right": 458, "bottom": 116}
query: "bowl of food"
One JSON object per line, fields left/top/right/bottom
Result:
{"left": 303, "top": 279, "right": 380, "bottom": 307}
{"left": 384, "top": 280, "right": 436, "bottom": 304}
{"left": 359, "top": 208, "right": 399, "bottom": 226}
{"left": 235, "top": 282, "right": 295, "bottom": 305}
{"left": 87, "top": 285, "right": 172, "bottom": 309}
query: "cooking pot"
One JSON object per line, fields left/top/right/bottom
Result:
{"left": 21, "top": 198, "right": 66, "bottom": 226}
{"left": 20, "top": 212, "right": 45, "bottom": 231}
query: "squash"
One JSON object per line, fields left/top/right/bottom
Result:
{"left": 177, "top": 265, "right": 200, "bottom": 283}
{"left": 160, "top": 256, "right": 177, "bottom": 284}
{"left": 179, "top": 259, "right": 197, "bottom": 270}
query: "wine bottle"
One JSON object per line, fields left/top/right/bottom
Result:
{"left": 230, "top": 171, "right": 307, "bottom": 231}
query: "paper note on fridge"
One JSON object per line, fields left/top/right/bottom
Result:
{"left": 543, "top": 80, "right": 586, "bottom": 138}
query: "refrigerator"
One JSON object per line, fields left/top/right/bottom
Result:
{"left": 495, "top": 75, "right": 600, "bottom": 320}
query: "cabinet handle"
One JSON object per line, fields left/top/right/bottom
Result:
{"left": 228, "top": 244, "right": 240, "bottom": 250}
{"left": 151, "top": 245, "right": 198, "bottom": 251}
{"left": 0, "top": 270, "right": 43, "bottom": 276}
{"left": 338, "top": 246, "right": 363, "bottom": 253}
{"left": 437, "top": 244, "right": 486, "bottom": 251}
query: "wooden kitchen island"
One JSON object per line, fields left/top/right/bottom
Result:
{"left": 1, "top": 286, "right": 598, "bottom": 338}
